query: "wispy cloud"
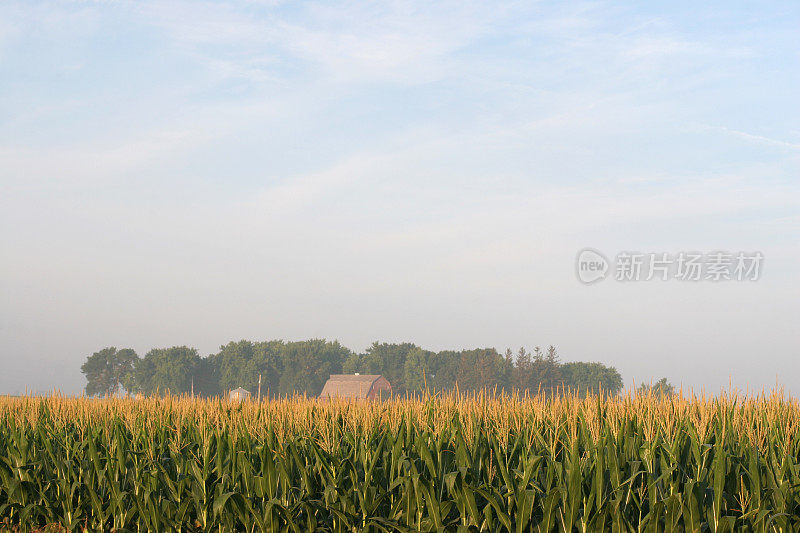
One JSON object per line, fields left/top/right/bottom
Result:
{"left": 712, "top": 126, "right": 800, "bottom": 151}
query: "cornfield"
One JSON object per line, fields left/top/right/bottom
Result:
{"left": 1, "top": 391, "right": 800, "bottom": 532}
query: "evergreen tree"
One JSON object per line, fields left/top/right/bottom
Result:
{"left": 502, "top": 348, "right": 514, "bottom": 391}
{"left": 513, "top": 347, "right": 533, "bottom": 392}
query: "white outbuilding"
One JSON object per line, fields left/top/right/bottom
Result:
{"left": 229, "top": 387, "right": 251, "bottom": 401}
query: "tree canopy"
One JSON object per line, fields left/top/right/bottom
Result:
{"left": 276, "top": 339, "right": 351, "bottom": 396}
{"left": 210, "top": 340, "right": 283, "bottom": 397}
{"left": 80, "top": 347, "right": 138, "bottom": 397}
{"left": 561, "top": 361, "right": 625, "bottom": 397}
{"left": 637, "top": 377, "right": 675, "bottom": 397}
{"left": 134, "top": 346, "right": 201, "bottom": 396}
{"left": 82, "top": 339, "right": 626, "bottom": 398}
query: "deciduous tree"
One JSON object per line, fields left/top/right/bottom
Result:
{"left": 80, "top": 347, "right": 138, "bottom": 397}
{"left": 135, "top": 346, "right": 201, "bottom": 396}
{"left": 637, "top": 377, "right": 675, "bottom": 397}
{"left": 560, "top": 361, "right": 623, "bottom": 396}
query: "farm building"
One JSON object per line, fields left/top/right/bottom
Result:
{"left": 319, "top": 374, "right": 392, "bottom": 400}
{"left": 229, "top": 387, "right": 251, "bottom": 401}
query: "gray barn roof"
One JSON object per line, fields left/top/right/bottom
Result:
{"left": 319, "top": 374, "right": 385, "bottom": 399}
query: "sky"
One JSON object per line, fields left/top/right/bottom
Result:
{"left": 1, "top": 0, "right": 798, "bottom": 396}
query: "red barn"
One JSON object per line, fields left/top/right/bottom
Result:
{"left": 319, "top": 374, "right": 392, "bottom": 400}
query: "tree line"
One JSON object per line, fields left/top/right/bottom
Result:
{"left": 80, "top": 339, "right": 625, "bottom": 398}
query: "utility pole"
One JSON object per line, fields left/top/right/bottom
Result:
{"left": 191, "top": 376, "right": 194, "bottom": 397}
{"left": 257, "top": 374, "right": 262, "bottom": 402}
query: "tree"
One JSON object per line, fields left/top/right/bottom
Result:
{"left": 403, "top": 347, "right": 432, "bottom": 394}
{"left": 359, "top": 342, "right": 418, "bottom": 394}
{"left": 277, "top": 339, "right": 351, "bottom": 396}
{"left": 512, "top": 347, "right": 533, "bottom": 392}
{"left": 342, "top": 352, "right": 363, "bottom": 374}
{"left": 135, "top": 346, "right": 201, "bottom": 396}
{"left": 81, "top": 347, "right": 138, "bottom": 397}
{"left": 502, "top": 348, "right": 514, "bottom": 392}
{"left": 427, "top": 350, "right": 459, "bottom": 391}
{"left": 561, "top": 362, "right": 623, "bottom": 396}
{"left": 531, "top": 345, "right": 563, "bottom": 394}
{"left": 211, "top": 340, "right": 283, "bottom": 397}
{"left": 456, "top": 348, "right": 504, "bottom": 393}
{"left": 83, "top": 338, "right": 632, "bottom": 399}
{"left": 251, "top": 341, "right": 283, "bottom": 397}
{"left": 193, "top": 356, "right": 220, "bottom": 397}
{"left": 637, "top": 377, "right": 675, "bottom": 397}
{"left": 512, "top": 346, "right": 562, "bottom": 395}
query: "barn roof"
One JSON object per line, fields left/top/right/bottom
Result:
{"left": 319, "top": 374, "right": 385, "bottom": 399}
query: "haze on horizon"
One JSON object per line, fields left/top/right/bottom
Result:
{"left": 1, "top": 0, "right": 798, "bottom": 396}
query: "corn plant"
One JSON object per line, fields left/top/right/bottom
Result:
{"left": 1, "top": 391, "right": 799, "bottom": 531}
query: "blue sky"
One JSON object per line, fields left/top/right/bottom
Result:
{"left": 1, "top": 0, "right": 798, "bottom": 395}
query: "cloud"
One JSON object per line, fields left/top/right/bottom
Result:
{"left": 712, "top": 126, "right": 800, "bottom": 151}
{"left": 244, "top": 153, "right": 380, "bottom": 214}
{"left": 622, "top": 36, "right": 710, "bottom": 59}
{"left": 0, "top": 127, "right": 216, "bottom": 193}
{"left": 133, "top": 0, "right": 496, "bottom": 85}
